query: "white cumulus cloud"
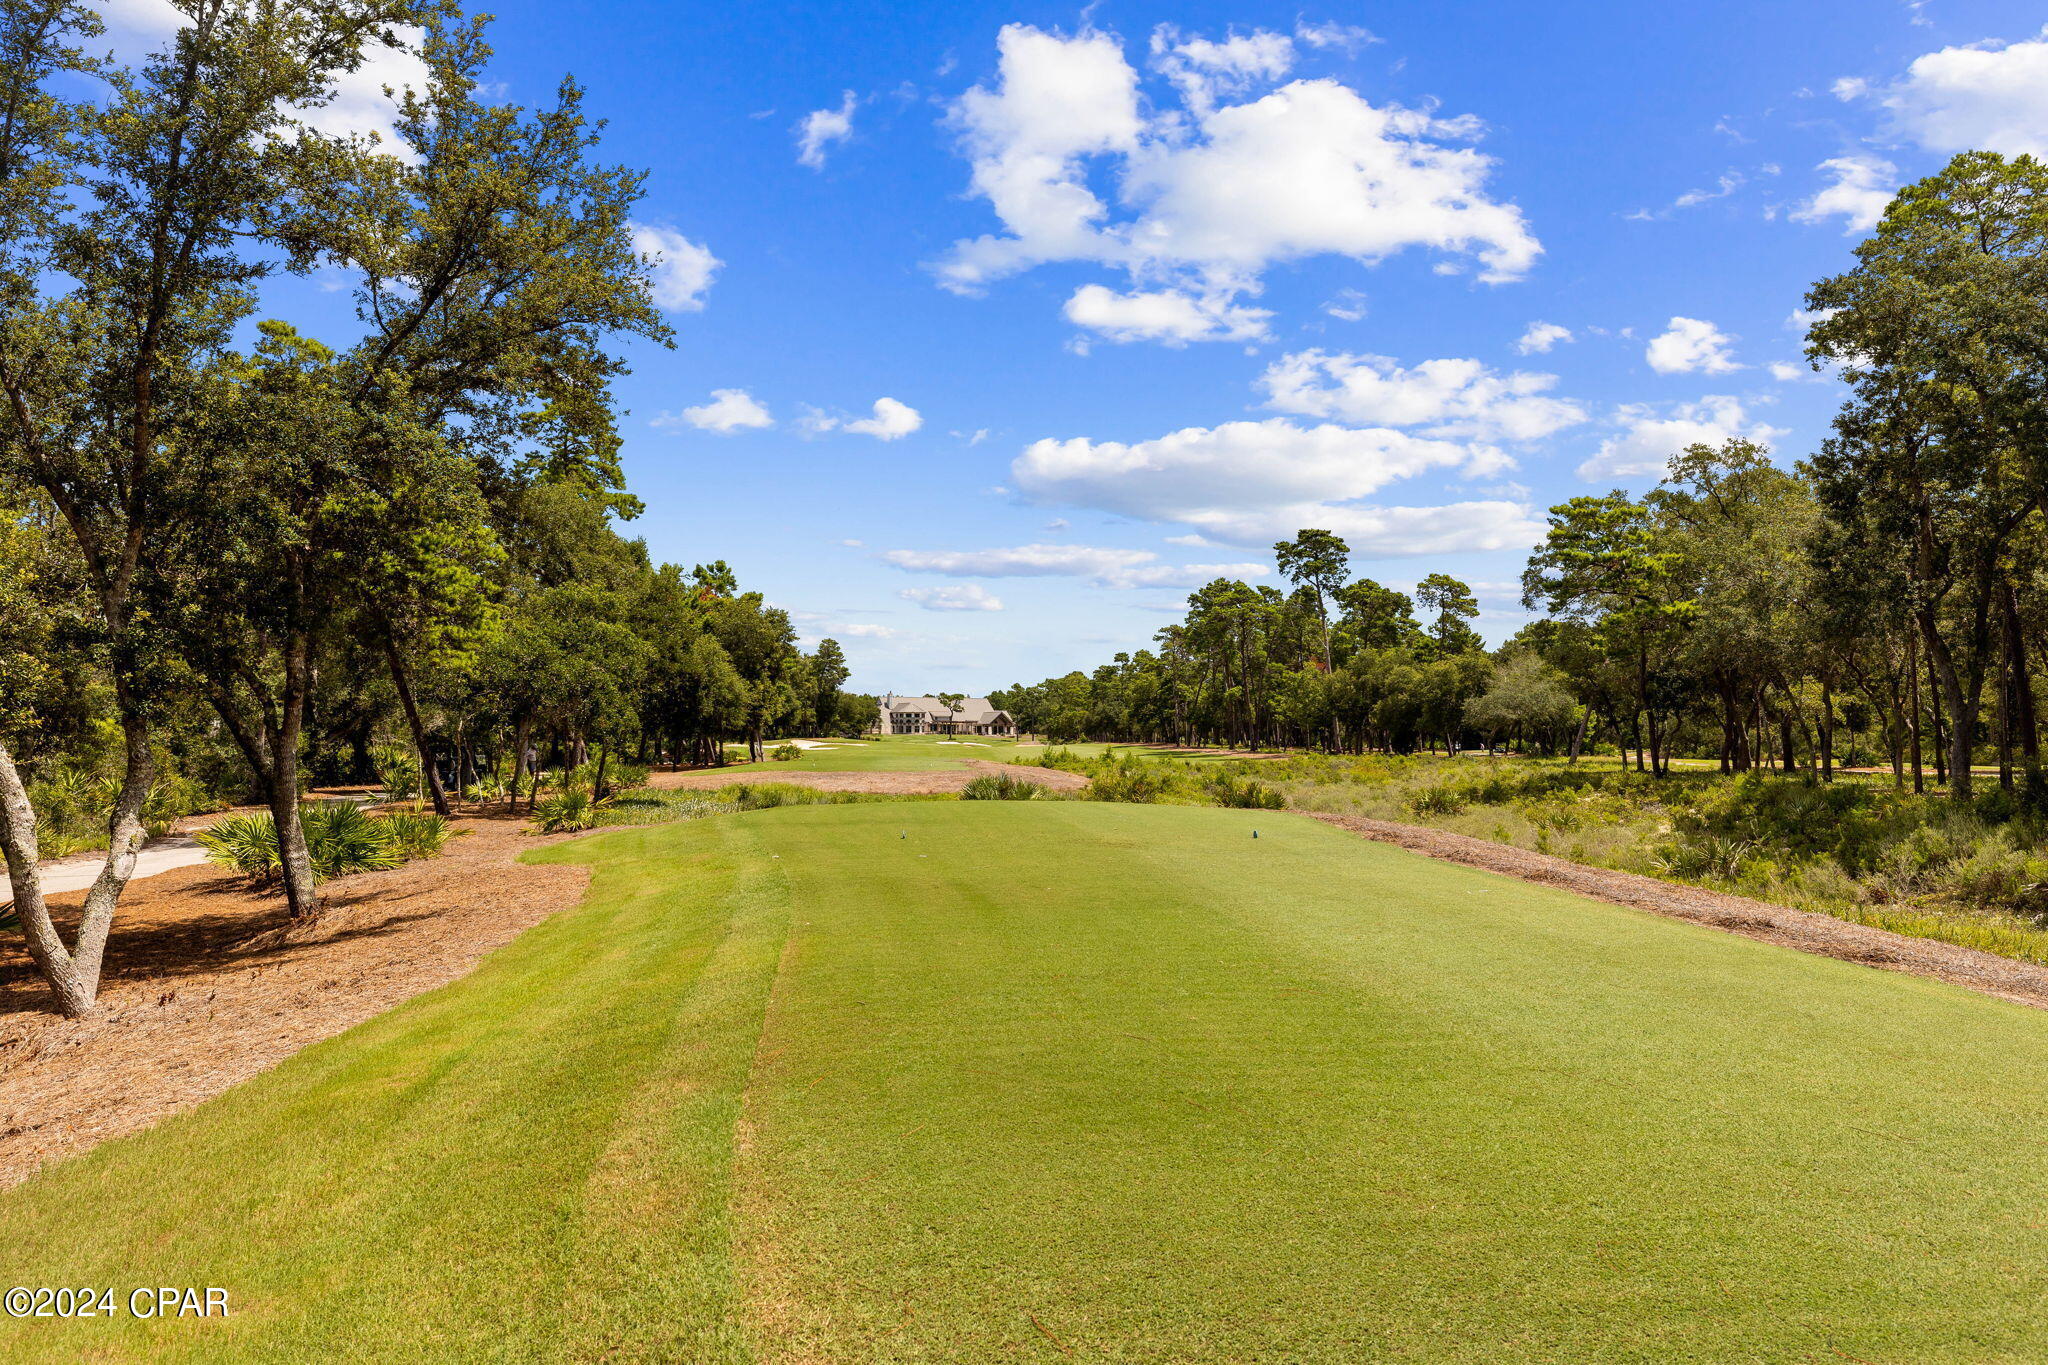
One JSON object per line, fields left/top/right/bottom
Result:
{"left": 1010, "top": 418, "right": 1537, "bottom": 552}
{"left": 631, "top": 224, "right": 721, "bottom": 312}
{"left": 1063, "top": 283, "right": 1271, "bottom": 344}
{"left": 1791, "top": 155, "right": 1897, "bottom": 233}
{"left": 900, "top": 584, "right": 1006, "bottom": 611}
{"left": 1150, "top": 24, "right": 1296, "bottom": 113}
{"left": 670, "top": 388, "right": 772, "bottom": 434}
{"left": 1849, "top": 30, "right": 2048, "bottom": 156}
{"left": 1295, "top": 19, "right": 1377, "bottom": 52}
{"left": 1259, "top": 350, "right": 1587, "bottom": 442}
{"left": 936, "top": 23, "right": 1539, "bottom": 341}
{"left": 1516, "top": 321, "right": 1573, "bottom": 354}
{"left": 845, "top": 397, "right": 923, "bottom": 440}
{"left": 882, "top": 543, "right": 1266, "bottom": 590}
{"left": 805, "top": 397, "right": 922, "bottom": 439}
{"left": 1576, "top": 396, "right": 1785, "bottom": 481}
{"left": 797, "top": 90, "right": 857, "bottom": 169}
{"left": 1645, "top": 316, "right": 1741, "bottom": 375}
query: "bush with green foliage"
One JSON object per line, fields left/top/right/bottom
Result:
{"left": 770, "top": 743, "right": 802, "bottom": 762}
{"left": 196, "top": 814, "right": 283, "bottom": 881}
{"left": 300, "top": 802, "right": 407, "bottom": 878}
{"left": 370, "top": 742, "right": 421, "bottom": 802}
{"left": 532, "top": 790, "right": 612, "bottom": 834}
{"left": 27, "top": 760, "right": 226, "bottom": 859}
{"left": 961, "top": 772, "right": 1041, "bottom": 800}
{"left": 1207, "top": 772, "right": 1285, "bottom": 810}
{"left": 197, "top": 802, "right": 451, "bottom": 883}
{"left": 378, "top": 809, "right": 453, "bottom": 860}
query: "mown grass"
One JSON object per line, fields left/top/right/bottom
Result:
{"left": 13, "top": 803, "right": 2048, "bottom": 1358}
{"left": 704, "top": 733, "right": 1117, "bottom": 775}
{"left": 0, "top": 819, "right": 788, "bottom": 1362}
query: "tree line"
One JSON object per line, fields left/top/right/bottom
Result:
{"left": 0, "top": 3, "right": 860, "bottom": 1017}
{"left": 997, "top": 152, "right": 2048, "bottom": 808}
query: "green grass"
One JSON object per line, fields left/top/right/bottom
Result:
{"left": 705, "top": 733, "right": 1052, "bottom": 773}
{"left": 13, "top": 803, "right": 2048, "bottom": 1359}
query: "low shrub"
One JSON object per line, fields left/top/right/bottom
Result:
{"left": 1652, "top": 832, "right": 1756, "bottom": 882}
{"left": 27, "top": 761, "right": 224, "bottom": 859}
{"left": 532, "top": 790, "right": 611, "bottom": 834}
{"left": 302, "top": 802, "right": 407, "bottom": 878}
{"left": 379, "top": 809, "right": 452, "bottom": 860}
{"left": 197, "top": 814, "right": 283, "bottom": 881}
{"left": 1407, "top": 786, "right": 1469, "bottom": 816}
{"left": 1208, "top": 772, "right": 1285, "bottom": 810}
{"left": 1088, "top": 763, "right": 1170, "bottom": 804}
{"left": 962, "top": 773, "right": 1041, "bottom": 800}
{"left": 770, "top": 743, "right": 802, "bottom": 762}
{"left": 370, "top": 742, "right": 421, "bottom": 802}
{"left": 197, "top": 802, "right": 437, "bottom": 883}
{"left": 602, "top": 790, "right": 742, "bottom": 825}
{"left": 720, "top": 782, "right": 863, "bottom": 811}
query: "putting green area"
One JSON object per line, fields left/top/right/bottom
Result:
{"left": 10, "top": 802, "right": 2048, "bottom": 1361}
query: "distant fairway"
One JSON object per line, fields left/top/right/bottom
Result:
{"left": 12, "top": 802, "right": 2048, "bottom": 1361}
{"left": 706, "top": 732, "right": 1075, "bottom": 773}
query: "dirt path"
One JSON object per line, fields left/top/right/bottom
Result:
{"left": 646, "top": 759, "right": 1088, "bottom": 795}
{"left": 0, "top": 813, "right": 591, "bottom": 1190}
{"left": 1305, "top": 811, "right": 2048, "bottom": 1013}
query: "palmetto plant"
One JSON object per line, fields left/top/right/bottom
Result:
{"left": 198, "top": 803, "right": 436, "bottom": 884}
{"left": 378, "top": 809, "right": 452, "bottom": 860}
{"left": 197, "top": 814, "right": 284, "bottom": 881}
{"left": 531, "top": 790, "right": 611, "bottom": 834}
{"left": 960, "top": 773, "right": 1040, "bottom": 800}
{"left": 301, "top": 803, "right": 407, "bottom": 878}
{"left": 370, "top": 742, "right": 421, "bottom": 801}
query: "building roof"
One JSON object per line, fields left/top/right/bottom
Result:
{"left": 881, "top": 694, "right": 1010, "bottom": 722}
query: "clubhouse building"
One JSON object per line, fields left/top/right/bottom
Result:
{"left": 876, "top": 694, "right": 1018, "bottom": 736}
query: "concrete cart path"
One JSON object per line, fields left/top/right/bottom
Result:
{"left": 2, "top": 836, "right": 209, "bottom": 907}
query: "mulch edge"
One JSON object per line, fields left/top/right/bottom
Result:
{"left": 1300, "top": 811, "right": 2048, "bottom": 1013}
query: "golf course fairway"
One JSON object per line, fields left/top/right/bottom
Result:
{"left": 9, "top": 801, "right": 2048, "bottom": 1362}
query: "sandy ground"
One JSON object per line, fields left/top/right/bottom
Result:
{"left": 646, "top": 759, "right": 1090, "bottom": 795}
{"left": 1305, "top": 811, "right": 2048, "bottom": 1013}
{"left": 0, "top": 813, "right": 591, "bottom": 1190}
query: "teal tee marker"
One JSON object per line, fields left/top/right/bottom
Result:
{"left": 1253, "top": 830, "right": 1259, "bottom": 838}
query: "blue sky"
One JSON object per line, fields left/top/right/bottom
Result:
{"left": 114, "top": 0, "right": 2048, "bottom": 693}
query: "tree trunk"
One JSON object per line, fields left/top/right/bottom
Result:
{"left": 0, "top": 727, "right": 152, "bottom": 1018}
{"left": 1819, "top": 676, "right": 1834, "bottom": 782}
{"left": 1918, "top": 599, "right": 1981, "bottom": 800}
{"left": 1908, "top": 629, "right": 1924, "bottom": 794}
{"left": 510, "top": 716, "right": 531, "bottom": 811}
{"left": 211, "top": 656, "right": 321, "bottom": 919}
{"left": 2004, "top": 579, "right": 2041, "bottom": 791}
{"left": 381, "top": 630, "right": 449, "bottom": 816}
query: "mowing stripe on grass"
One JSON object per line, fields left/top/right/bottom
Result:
{"left": 11, "top": 803, "right": 2048, "bottom": 1361}
{"left": 727, "top": 802, "right": 2048, "bottom": 1363}
{"left": 0, "top": 819, "right": 786, "bottom": 1363}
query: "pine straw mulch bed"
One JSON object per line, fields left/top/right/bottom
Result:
{"left": 0, "top": 813, "right": 593, "bottom": 1190}
{"left": 1305, "top": 811, "right": 2048, "bottom": 1013}
{"left": 645, "top": 759, "right": 1089, "bottom": 795}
